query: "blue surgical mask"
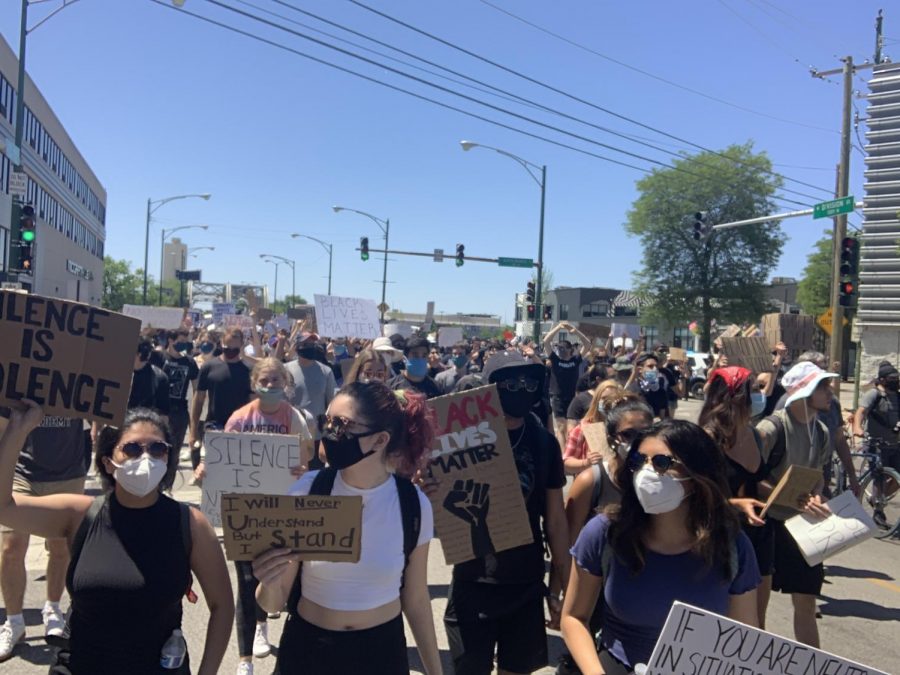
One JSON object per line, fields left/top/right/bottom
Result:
{"left": 643, "top": 369, "right": 658, "bottom": 385}
{"left": 453, "top": 355, "right": 468, "bottom": 368}
{"left": 255, "top": 386, "right": 284, "bottom": 405}
{"left": 334, "top": 345, "right": 347, "bottom": 357}
{"left": 405, "top": 357, "right": 429, "bottom": 378}
{"left": 199, "top": 342, "right": 214, "bottom": 354}
{"left": 750, "top": 392, "right": 767, "bottom": 416}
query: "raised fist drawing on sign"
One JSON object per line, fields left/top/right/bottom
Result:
{"left": 443, "top": 479, "right": 495, "bottom": 558}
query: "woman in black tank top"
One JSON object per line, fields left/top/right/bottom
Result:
{"left": 0, "top": 403, "right": 234, "bottom": 674}
{"left": 699, "top": 366, "right": 774, "bottom": 628}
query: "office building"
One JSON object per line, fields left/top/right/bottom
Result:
{"left": 0, "top": 35, "right": 106, "bottom": 304}
{"left": 163, "top": 237, "right": 187, "bottom": 282}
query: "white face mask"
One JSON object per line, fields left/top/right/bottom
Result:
{"left": 110, "top": 453, "right": 167, "bottom": 497}
{"left": 633, "top": 464, "right": 690, "bottom": 515}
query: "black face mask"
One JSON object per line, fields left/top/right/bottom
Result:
{"left": 298, "top": 347, "right": 318, "bottom": 360}
{"left": 322, "top": 432, "right": 379, "bottom": 470}
{"left": 223, "top": 347, "right": 241, "bottom": 360}
{"left": 885, "top": 378, "right": 900, "bottom": 392}
{"left": 497, "top": 388, "right": 535, "bottom": 419}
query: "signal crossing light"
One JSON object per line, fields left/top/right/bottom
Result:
{"left": 543, "top": 306, "right": 552, "bottom": 321}
{"left": 360, "top": 236, "right": 369, "bottom": 261}
{"left": 527, "top": 304, "right": 535, "bottom": 320}
{"left": 692, "top": 211, "right": 710, "bottom": 242}
{"left": 526, "top": 281, "right": 535, "bottom": 303}
{"left": 456, "top": 243, "right": 465, "bottom": 267}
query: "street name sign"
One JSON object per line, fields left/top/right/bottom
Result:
{"left": 813, "top": 195, "right": 854, "bottom": 219}
{"left": 498, "top": 257, "right": 534, "bottom": 268}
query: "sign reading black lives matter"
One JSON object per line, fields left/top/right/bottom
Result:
{"left": 201, "top": 431, "right": 303, "bottom": 527}
{"left": 645, "top": 602, "right": 887, "bottom": 675}
{"left": 221, "top": 493, "right": 362, "bottom": 562}
{"left": 426, "top": 385, "right": 533, "bottom": 565}
{"left": 0, "top": 291, "right": 140, "bottom": 427}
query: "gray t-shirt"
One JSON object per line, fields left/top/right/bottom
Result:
{"left": 286, "top": 359, "right": 336, "bottom": 437}
{"left": 17, "top": 416, "right": 87, "bottom": 483}
{"left": 860, "top": 388, "right": 900, "bottom": 444}
{"left": 756, "top": 408, "right": 830, "bottom": 521}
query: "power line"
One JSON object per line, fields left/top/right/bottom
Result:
{"left": 477, "top": 0, "right": 838, "bottom": 135}
{"left": 200, "top": 0, "right": 815, "bottom": 206}
{"left": 346, "top": 0, "right": 834, "bottom": 196}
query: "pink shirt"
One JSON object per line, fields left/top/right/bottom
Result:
{"left": 225, "top": 400, "right": 310, "bottom": 440}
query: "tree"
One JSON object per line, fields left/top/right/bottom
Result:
{"left": 625, "top": 143, "right": 783, "bottom": 350}
{"left": 102, "top": 257, "right": 145, "bottom": 311}
{"left": 272, "top": 294, "right": 308, "bottom": 315}
{"left": 796, "top": 232, "right": 833, "bottom": 317}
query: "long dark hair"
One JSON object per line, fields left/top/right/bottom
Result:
{"left": 608, "top": 419, "right": 740, "bottom": 580}
{"left": 341, "top": 381, "right": 436, "bottom": 477}
{"left": 94, "top": 409, "right": 179, "bottom": 493}
{"left": 698, "top": 373, "right": 752, "bottom": 453}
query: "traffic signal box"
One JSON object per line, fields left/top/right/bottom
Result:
{"left": 838, "top": 236, "right": 860, "bottom": 308}
{"left": 10, "top": 202, "right": 35, "bottom": 274}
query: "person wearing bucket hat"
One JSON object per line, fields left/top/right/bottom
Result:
{"left": 443, "top": 351, "right": 569, "bottom": 675}
{"left": 754, "top": 361, "right": 835, "bottom": 648}
{"left": 612, "top": 356, "right": 633, "bottom": 387}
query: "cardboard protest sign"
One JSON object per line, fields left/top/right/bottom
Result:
{"left": 200, "top": 431, "right": 303, "bottom": 527}
{"left": 383, "top": 323, "right": 413, "bottom": 339}
{"left": 576, "top": 323, "right": 611, "bottom": 342}
{"left": 314, "top": 294, "right": 380, "bottom": 339}
{"left": 718, "top": 324, "right": 742, "bottom": 339}
{"left": 581, "top": 422, "right": 610, "bottom": 457}
{"left": 762, "top": 312, "right": 815, "bottom": 360}
{"left": 667, "top": 347, "right": 687, "bottom": 363}
{"left": 212, "top": 302, "right": 235, "bottom": 326}
{"left": 426, "top": 386, "right": 533, "bottom": 565}
{"left": 720, "top": 336, "right": 772, "bottom": 375}
{"left": 221, "top": 492, "right": 362, "bottom": 562}
{"left": 121, "top": 305, "right": 185, "bottom": 330}
{"left": 646, "top": 602, "right": 887, "bottom": 675}
{"left": 0, "top": 291, "right": 140, "bottom": 427}
{"left": 256, "top": 308, "right": 273, "bottom": 322}
{"left": 186, "top": 309, "right": 202, "bottom": 327}
{"left": 438, "top": 326, "right": 464, "bottom": 348}
{"left": 610, "top": 323, "right": 640, "bottom": 340}
{"left": 760, "top": 464, "right": 823, "bottom": 518}
{"left": 785, "top": 490, "right": 877, "bottom": 567}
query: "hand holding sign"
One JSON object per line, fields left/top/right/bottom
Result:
{"left": 252, "top": 548, "right": 300, "bottom": 588}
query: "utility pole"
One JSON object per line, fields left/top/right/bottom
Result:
{"left": 875, "top": 9, "right": 884, "bottom": 65}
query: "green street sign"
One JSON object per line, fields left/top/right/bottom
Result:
{"left": 498, "top": 256, "right": 534, "bottom": 268}
{"left": 813, "top": 195, "right": 854, "bottom": 219}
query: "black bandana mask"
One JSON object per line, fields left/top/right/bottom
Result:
{"left": 322, "top": 431, "right": 379, "bottom": 470}
{"left": 497, "top": 388, "right": 535, "bottom": 419}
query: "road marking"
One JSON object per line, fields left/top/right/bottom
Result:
{"left": 868, "top": 578, "right": 900, "bottom": 594}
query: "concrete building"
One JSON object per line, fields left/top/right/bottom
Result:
{"left": 163, "top": 237, "right": 187, "bottom": 282}
{"left": 0, "top": 35, "right": 105, "bottom": 304}
{"left": 765, "top": 277, "right": 801, "bottom": 314}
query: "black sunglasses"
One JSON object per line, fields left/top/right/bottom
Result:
{"left": 614, "top": 428, "right": 642, "bottom": 445}
{"left": 496, "top": 377, "right": 540, "bottom": 393}
{"left": 627, "top": 450, "right": 683, "bottom": 475}
{"left": 118, "top": 441, "right": 171, "bottom": 460}
{"left": 319, "top": 415, "right": 380, "bottom": 441}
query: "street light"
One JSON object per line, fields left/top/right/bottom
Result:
{"left": 460, "top": 140, "right": 546, "bottom": 343}
{"left": 159, "top": 224, "right": 209, "bottom": 304}
{"left": 143, "top": 193, "right": 211, "bottom": 303}
{"left": 188, "top": 245, "right": 215, "bottom": 258}
{"left": 260, "top": 254, "right": 296, "bottom": 304}
{"left": 333, "top": 206, "right": 389, "bottom": 322}
{"left": 264, "top": 258, "right": 280, "bottom": 307}
{"left": 291, "top": 233, "right": 333, "bottom": 295}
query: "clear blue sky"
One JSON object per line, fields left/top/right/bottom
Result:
{"left": 1, "top": 0, "right": 889, "bottom": 322}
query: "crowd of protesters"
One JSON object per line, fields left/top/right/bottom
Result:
{"left": 0, "top": 312, "right": 895, "bottom": 675}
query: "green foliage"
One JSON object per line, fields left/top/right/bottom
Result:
{"left": 796, "top": 232, "right": 833, "bottom": 317}
{"left": 625, "top": 143, "right": 784, "bottom": 349}
{"left": 102, "top": 257, "right": 145, "bottom": 311}
{"left": 271, "top": 294, "right": 309, "bottom": 315}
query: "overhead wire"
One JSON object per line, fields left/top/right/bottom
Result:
{"left": 345, "top": 0, "right": 835, "bottom": 197}
{"left": 198, "top": 0, "right": 816, "bottom": 207}
{"left": 476, "top": 0, "right": 838, "bottom": 134}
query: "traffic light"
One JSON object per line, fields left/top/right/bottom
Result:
{"left": 692, "top": 211, "right": 711, "bottom": 242}
{"left": 360, "top": 236, "right": 369, "bottom": 261}
{"left": 12, "top": 204, "right": 35, "bottom": 274}
{"left": 527, "top": 304, "right": 535, "bottom": 320}
{"left": 838, "top": 236, "right": 860, "bottom": 308}
{"left": 526, "top": 281, "right": 535, "bottom": 303}
{"left": 456, "top": 243, "right": 465, "bottom": 267}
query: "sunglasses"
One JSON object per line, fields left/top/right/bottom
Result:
{"left": 319, "top": 415, "right": 379, "bottom": 441}
{"left": 118, "top": 440, "right": 171, "bottom": 460}
{"left": 614, "top": 428, "right": 642, "bottom": 445}
{"left": 627, "top": 450, "right": 684, "bottom": 475}
{"left": 496, "top": 377, "right": 540, "bottom": 393}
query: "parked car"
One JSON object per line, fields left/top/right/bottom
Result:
{"left": 686, "top": 351, "right": 711, "bottom": 400}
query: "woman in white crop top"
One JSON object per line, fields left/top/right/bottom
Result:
{"left": 253, "top": 382, "right": 442, "bottom": 675}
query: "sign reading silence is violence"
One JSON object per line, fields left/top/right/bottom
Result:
{"left": 425, "top": 385, "right": 533, "bottom": 565}
{"left": 0, "top": 291, "right": 140, "bottom": 427}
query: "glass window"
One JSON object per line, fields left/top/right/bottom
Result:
{"left": 673, "top": 327, "right": 692, "bottom": 349}
{"left": 515, "top": 305, "right": 523, "bottom": 322}
{"left": 642, "top": 325, "right": 659, "bottom": 346}
{"left": 559, "top": 304, "right": 569, "bottom": 320}
{"left": 582, "top": 302, "right": 608, "bottom": 317}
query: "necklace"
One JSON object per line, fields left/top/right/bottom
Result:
{"left": 510, "top": 424, "right": 527, "bottom": 450}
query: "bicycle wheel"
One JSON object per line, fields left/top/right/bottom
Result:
{"left": 859, "top": 467, "right": 900, "bottom": 539}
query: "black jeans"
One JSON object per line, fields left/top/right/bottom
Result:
{"left": 234, "top": 560, "right": 267, "bottom": 657}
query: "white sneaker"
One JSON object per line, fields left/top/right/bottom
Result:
{"left": 252, "top": 623, "right": 271, "bottom": 658}
{"left": 236, "top": 661, "right": 254, "bottom": 675}
{"left": 0, "top": 622, "right": 25, "bottom": 662}
{"left": 42, "top": 604, "right": 66, "bottom": 639}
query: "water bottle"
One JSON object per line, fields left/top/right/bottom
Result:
{"left": 160, "top": 629, "right": 186, "bottom": 670}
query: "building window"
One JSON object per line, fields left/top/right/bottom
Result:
{"left": 642, "top": 325, "right": 659, "bottom": 346}
{"left": 559, "top": 304, "right": 569, "bottom": 320}
{"left": 515, "top": 305, "right": 522, "bottom": 322}
{"left": 0, "top": 226, "right": 7, "bottom": 271}
{"left": 673, "top": 327, "right": 692, "bottom": 349}
{"left": 582, "top": 302, "right": 607, "bottom": 317}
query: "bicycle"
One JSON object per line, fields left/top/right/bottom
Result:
{"left": 844, "top": 436, "right": 900, "bottom": 539}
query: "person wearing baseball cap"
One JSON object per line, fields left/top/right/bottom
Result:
{"left": 286, "top": 331, "right": 336, "bottom": 469}
{"left": 754, "top": 361, "right": 836, "bottom": 648}
{"left": 443, "top": 351, "right": 568, "bottom": 675}
{"left": 387, "top": 336, "right": 441, "bottom": 399}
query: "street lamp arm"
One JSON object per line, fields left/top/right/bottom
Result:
{"left": 149, "top": 193, "right": 212, "bottom": 215}
{"left": 332, "top": 206, "right": 388, "bottom": 234}
{"left": 163, "top": 224, "right": 209, "bottom": 242}
{"left": 460, "top": 141, "right": 542, "bottom": 187}
{"left": 260, "top": 253, "right": 295, "bottom": 269}
{"left": 291, "top": 234, "right": 332, "bottom": 254}
{"left": 26, "top": 0, "right": 81, "bottom": 34}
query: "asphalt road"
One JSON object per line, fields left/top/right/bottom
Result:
{"left": 2, "top": 397, "right": 899, "bottom": 674}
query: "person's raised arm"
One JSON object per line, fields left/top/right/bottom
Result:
{"left": 568, "top": 325, "right": 592, "bottom": 358}
{"left": 543, "top": 322, "right": 564, "bottom": 354}
{"left": 0, "top": 401, "right": 91, "bottom": 541}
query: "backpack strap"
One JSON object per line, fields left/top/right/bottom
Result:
{"left": 394, "top": 475, "right": 421, "bottom": 590}
{"left": 590, "top": 463, "right": 603, "bottom": 512}
{"left": 762, "top": 414, "right": 787, "bottom": 479}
